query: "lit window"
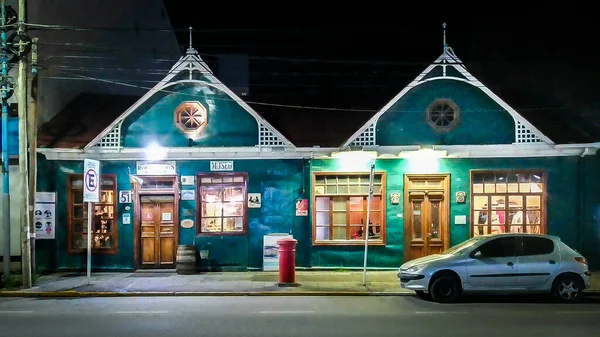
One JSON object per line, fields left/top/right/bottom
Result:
{"left": 68, "top": 174, "right": 118, "bottom": 254}
{"left": 313, "top": 173, "right": 386, "bottom": 245}
{"left": 426, "top": 98, "right": 459, "bottom": 132}
{"left": 197, "top": 174, "right": 247, "bottom": 235}
{"left": 471, "top": 171, "right": 546, "bottom": 237}
{"left": 174, "top": 101, "right": 207, "bottom": 135}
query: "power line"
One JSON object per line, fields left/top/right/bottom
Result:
{"left": 36, "top": 46, "right": 436, "bottom": 66}
{"left": 24, "top": 23, "right": 434, "bottom": 34}
{"left": 46, "top": 68, "right": 590, "bottom": 113}
{"left": 37, "top": 63, "right": 422, "bottom": 78}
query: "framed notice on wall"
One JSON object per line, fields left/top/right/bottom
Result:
{"left": 295, "top": 199, "right": 308, "bottom": 216}
{"left": 35, "top": 192, "right": 56, "bottom": 239}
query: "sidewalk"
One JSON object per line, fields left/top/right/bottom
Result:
{"left": 1, "top": 270, "right": 599, "bottom": 297}
{"left": 0, "top": 271, "right": 408, "bottom": 297}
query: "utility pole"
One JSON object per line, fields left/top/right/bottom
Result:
{"left": 1, "top": 0, "right": 10, "bottom": 285}
{"left": 27, "top": 37, "right": 36, "bottom": 277}
{"left": 17, "top": 0, "right": 31, "bottom": 288}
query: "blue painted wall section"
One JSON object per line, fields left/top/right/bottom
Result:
{"left": 177, "top": 159, "right": 309, "bottom": 270}
{"left": 582, "top": 154, "right": 600, "bottom": 269}
{"left": 0, "top": 117, "right": 18, "bottom": 155}
{"left": 34, "top": 157, "right": 309, "bottom": 271}
{"left": 311, "top": 156, "right": 585, "bottom": 268}
{"left": 376, "top": 79, "right": 515, "bottom": 146}
{"left": 121, "top": 82, "right": 258, "bottom": 148}
{"left": 34, "top": 155, "right": 58, "bottom": 273}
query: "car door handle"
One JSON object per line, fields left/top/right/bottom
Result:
{"left": 549, "top": 260, "right": 556, "bottom": 264}
{"left": 507, "top": 262, "right": 514, "bottom": 266}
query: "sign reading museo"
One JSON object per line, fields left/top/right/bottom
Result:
{"left": 210, "top": 161, "right": 233, "bottom": 171}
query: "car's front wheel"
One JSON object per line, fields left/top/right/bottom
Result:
{"left": 415, "top": 290, "right": 432, "bottom": 301}
{"left": 552, "top": 274, "right": 583, "bottom": 303}
{"left": 430, "top": 275, "right": 461, "bottom": 303}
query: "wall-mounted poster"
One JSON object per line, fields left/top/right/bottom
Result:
{"left": 248, "top": 193, "right": 261, "bottom": 208}
{"left": 263, "top": 234, "right": 293, "bottom": 271}
{"left": 34, "top": 192, "right": 56, "bottom": 239}
{"left": 295, "top": 199, "right": 308, "bottom": 216}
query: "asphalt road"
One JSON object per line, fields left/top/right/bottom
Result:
{"left": 0, "top": 295, "right": 599, "bottom": 337}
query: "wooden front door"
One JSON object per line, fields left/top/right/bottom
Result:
{"left": 404, "top": 174, "right": 450, "bottom": 262}
{"left": 140, "top": 195, "right": 177, "bottom": 269}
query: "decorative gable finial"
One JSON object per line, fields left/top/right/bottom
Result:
{"left": 186, "top": 26, "right": 197, "bottom": 55}
{"left": 442, "top": 22, "right": 447, "bottom": 49}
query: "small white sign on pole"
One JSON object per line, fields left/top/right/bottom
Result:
{"left": 83, "top": 159, "right": 100, "bottom": 285}
{"left": 83, "top": 159, "right": 100, "bottom": 203}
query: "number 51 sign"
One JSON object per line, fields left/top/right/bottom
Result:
{"left": 119, "top": 190, "right": 132, "bottom": 203}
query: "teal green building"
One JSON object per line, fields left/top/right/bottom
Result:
{"left": 34, "top": 40, "right": 600, "bottom": 272}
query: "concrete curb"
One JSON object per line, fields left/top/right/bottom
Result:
{"left": 0, "top": 291, "right": 411, "bottom": 298}
{"left": 1, "top": 290, "right": 598, "bottom": 298}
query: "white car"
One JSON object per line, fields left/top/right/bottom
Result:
{"left": 398, "top": 233, "right": 591, "bottom": 303}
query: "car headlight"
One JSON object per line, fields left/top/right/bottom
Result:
{"left": 405, "top": 265, "right": 425, "bottom": 273}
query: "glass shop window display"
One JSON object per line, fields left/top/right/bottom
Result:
{"left": 199, "top": 178, "right": 246, "bottom": 234}
{"left": 68, "top": 174, "right": 117, "bottom": 252}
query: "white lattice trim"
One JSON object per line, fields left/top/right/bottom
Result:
{"left": 515, "top": 120, "right": 543, "bottom": 144}
{"left": 350, "top": 123, "right": 375, "bottom": 146}
{"left": 94, "top": 124, "right": 121, "bottom": 148}
{"left": 258, "top": 123, "right": 285, "bottom": 146}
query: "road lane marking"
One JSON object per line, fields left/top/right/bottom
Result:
{"left": 114, "top": 311, "right": 169, "bottom": 314}
{"left": 415, "top": 311, "right": 468, "bottom": 314}
{"left": 259, "top": 310, "right": 315, "bottom": 314}
{"left": 0, "top": 311, "right": 34, "bottom": 314}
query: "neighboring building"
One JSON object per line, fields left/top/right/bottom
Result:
{"left": 33, "top": 30, "right": 600, "bottom": 273}
{"left": 35, "top": 44, "right": 324, "bottom": 272}
{"left": 0, "top": 0, "right": 180, "bottom": 271}
{"left": 312, "top": 37, "right": 600, "bottom": 269}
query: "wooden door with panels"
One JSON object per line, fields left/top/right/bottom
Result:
{"left": 140, "top": 195, "right": 177, "bottom": 269}
{"left": 403, "top": 174, "right": 450, "bottom": 262}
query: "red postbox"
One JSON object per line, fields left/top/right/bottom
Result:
{"left": 277, "top": 237, "right": 298, "bottom": 286}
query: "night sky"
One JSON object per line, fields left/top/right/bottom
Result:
{"left": 161, "top": 4, "right": 599, "bottom": 146}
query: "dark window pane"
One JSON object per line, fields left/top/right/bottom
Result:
{"left": 472, "top": 173, "right": 484, "bottom": 184}
{"left": 482, "top": 173, "right": 495, "bottom": 184}
{"left": 522, "top": 237, "right": 554, "bottom": 255}
{"left": 477, "top": 237, "right": 518, "bottom": 258}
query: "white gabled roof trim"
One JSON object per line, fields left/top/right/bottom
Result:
{"left": 37, "top": 143, "right": 600, "bottom": 161}
{"left": 85, "top": 49, "right": 294, "bottom": 150}
{"left": 38, "top": 146, "right": 336, "bottom": 161}
{"left": 342, "top": 45, "right": 554, "bottom": 147}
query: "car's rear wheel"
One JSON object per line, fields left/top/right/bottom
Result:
{"left": 430, "top": 275, "right": 461, "bottom": 303}
{"left": 552, "top": 274, "right": 583, "bottom": 303}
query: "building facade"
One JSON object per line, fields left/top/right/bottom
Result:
{"left": 35, "top": 45, "right": 323, "bottom": 272}
{"left": 309, "top": 42, "right": 600, "bottom": 269}
{"left": 1, "top": 0, "right": 181, "bottom": 272}
{"left": 34, "top": 37, "right": 600, "bottom": 272}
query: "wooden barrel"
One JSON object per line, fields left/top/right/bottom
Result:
{"left": 176, "top": 245, "right": 197, "bottom": 275}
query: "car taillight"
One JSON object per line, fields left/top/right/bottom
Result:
{"left": 574, "top": 257, "right": 588, "bottom": 265}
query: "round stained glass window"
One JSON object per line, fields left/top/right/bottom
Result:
{"left": 426, "top": 98, "right": 460, "bottom": 132}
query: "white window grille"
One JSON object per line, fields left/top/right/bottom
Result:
{"left": 515, "top": 120, "right": 543, "bottom": 144}
{"left": 259, "top": 123, "right": 285, "bottom": 146}
{"left": 95, "top": 124, "right": 121, "bottom": 148}
{"left": 350, "top": 123, "right": 375, "bottom": 146}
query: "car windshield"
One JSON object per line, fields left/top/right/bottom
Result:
{"left": 442, "top": 236, "right": 487, "bottom": 255}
